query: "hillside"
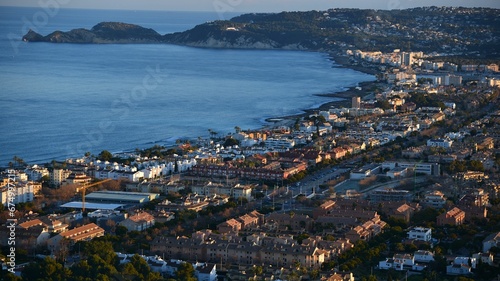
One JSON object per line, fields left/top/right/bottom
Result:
{"left": 23, "top": 7, "right": 500, "bottom": 57}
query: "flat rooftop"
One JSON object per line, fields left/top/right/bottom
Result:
{"left": 351, "top": 163, "right": 381, "bottom": 174}
{"left": 85, "top": 191, "right": 159, "bottom": 204}
{"left": 60, "top": 201, "right": 123, "bottom": 210}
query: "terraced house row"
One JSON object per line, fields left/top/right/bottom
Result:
{"left": 151, "top": 230, "right": 348, "bottom": 269}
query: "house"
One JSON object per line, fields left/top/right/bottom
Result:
{"left": 388, "top": 203, "right": 418, "bottom": 223}
{"left": 65, "top": 173, "right": 92, "bottom": 186}
{"left": 475, "top": 137, "right": 495, "bottom": 151}
{"left": 17, "top": 218, "right": 45, "bottom": 230}
{"left": 446, "top": 263, "right": 472, "bottom": 276}
{"left": 379, "top": 253, "right": 427, "bottom": 271}
{"left": 407, "top": 227, "right": 432, "bottom": 242}
{"left": 379, "top": 254, "right": 414, "bottom": 270}
{"left": 453, "top": 257, "right": 477, "bottom": 269}
{"left": 217, "top": 219, "right": 242, "bottom": 234}
{"left": 232, "top": 184, "right": 253, "bottom": 201}
{"left": 47, "top": 223, "right": 104, "bottom": 253}
{"left": 117, "top": 254, "right": 217, "bottom": 281}
{"left": 437, "top": 207, "right": 465, "bottom": 226}
{"left": 46, "top": 211, "right": 83, "bottom": 225}
{"left": 323, "top": 272, "right": 355, "bottom": 281}
{"left": 422, "top": 190, "right": 447, "bottom": 209}
{"left": 237, "top": 211, "right": 263, "bottom": 230}
{"left": 14, "top": 218, "right": 68, "bottom": 248}
{"left": 302, "top": 150, "right": 323, "bottom": 165}
{"left": 427, "top": 138, "right": 453, "bottom": 148}
{"left": 194, "top": 262, "right": 217, "bottom": 281}
{"left": 483, "top": 232, "right": 500, "bottom": 253}
{"left": 313, "top": 200, "right": 336, "bottom": 219}
{"left": 446, "top": 257, "right": 476, "bottom": 276}
{"left": 346, "top": 225, "right": 372, "bottom": 242}
{"left": 330, "top": 147, "right": 347, "bottom": 159}
{"left": 344, "top": 216, "right": 387, "bottom": 243}
{"left": 458, "top": 188, "right": 489, "bottom": 207}
{"left": 15, "top": 225, "right": 50, "bottom": 248}
{"left": 39, "top": 218, "right": 69, "bottom": 233}
{"left": 266, "top": 213, "right": 312, "bottom": 231}
{"left": 120, "top": 211, "right": 155, "bottom": 231}
{"left": 24, "top": 165, "right": 49, "bottom": 181}
{"left": 456, "top": 171, "right": 488, "bottom": 181}
{"left": 414, "top": 250, "right": 435, "bottom": 263}
{"left": 472, "top": 252, "right": 494, "bottom": 266}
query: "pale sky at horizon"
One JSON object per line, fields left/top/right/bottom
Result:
{"left": 1, "top": 0, "right": 499, "bottom": 13}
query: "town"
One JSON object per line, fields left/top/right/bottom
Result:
{"left": 2, "top": 8, "right": 500, "bottom": 281}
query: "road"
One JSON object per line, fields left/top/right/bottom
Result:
{"left": 292, "top": 167, "right": 351, "bottom": 197}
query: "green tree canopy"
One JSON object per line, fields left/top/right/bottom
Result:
{"left": 127, "top": 255, "right": 162, "bottom": 281}
{"left": 22, "top": 257, "right": 72, "bottom": 281}
{"left": 71, "top": 254, "right": 118, "bottom": 280}
{"left": 223, "top": 137, "right": 240, "bottom": 147}
{"left": 82, "top": 240, "right": 117, "bottom": 265}
{"left": 175, "top": 262, "right": 197, "bottom": 281}
{"left": 98, "top": 150, "right": 113, "bottom": 161}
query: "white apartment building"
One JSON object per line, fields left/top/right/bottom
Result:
{"left": 427, "top": 138, "right": 453, "bottom": 148}
{"left": 414, "top": 250, "right": 435, "bottom": 263}
{"left": 232, "top": 184, "right": 253, "bottom": 201}
{"left": 24, "top": 165, "right": 49, "bottom": 181}
{"left": 192, "top": 183, "right": 253, "bottom": 201}
{"left": 422, "top": 190, "right": 447, "bottom": 208}
{"left": 265, "top": 138, "right": 295, "bottom": 150}
{"left": 50, "top": 169, "right": 71, "bottom": 187}
{"left": 407, "top": 227, "right": 432, "bottom": 242}
{"left": 0, "top": 181, "right": 39, "bottom": 204}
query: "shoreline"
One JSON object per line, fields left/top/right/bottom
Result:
{"left": 264, "top": 53, "right": 383, "bottom": 127}
{"left": 1, "top": 51, "right": 383, "bottom": 168}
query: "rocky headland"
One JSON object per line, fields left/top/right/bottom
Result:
{"left": 23, "top": 22, "right": 163, "bottom": 44}
{"left": 23, "top": 7, "right": 499, "bottom": 57}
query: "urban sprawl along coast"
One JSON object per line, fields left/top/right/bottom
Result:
{"left": 2, "top": 7, "right": 500, "bottom": 281}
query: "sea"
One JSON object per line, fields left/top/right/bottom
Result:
{"left": 0, "top": 6, "right": 374, "bottom": 167}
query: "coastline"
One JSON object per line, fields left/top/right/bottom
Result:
{"left": 0, "top": 47, "right": 382, "bottom": 167}
{"left": 264, "top": 53, "right": 383, "bottom": 127}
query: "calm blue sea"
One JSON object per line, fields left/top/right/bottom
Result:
{"left": 0, "top": 6, "right": 374, "bottom": 167}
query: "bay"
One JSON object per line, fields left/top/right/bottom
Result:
{"left": 0, "top": 7, "right": 374, "bottom": 166}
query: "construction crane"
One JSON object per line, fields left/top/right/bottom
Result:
{"left": 81, "top": 178, "right": 113, "bottom": 212}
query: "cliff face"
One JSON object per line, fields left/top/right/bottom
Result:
{"left": 162, "top": 22, "right": 308, "bottom": 50}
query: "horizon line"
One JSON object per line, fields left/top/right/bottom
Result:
{"left": 1, "top": 4, "right": 499, "bottom": 14}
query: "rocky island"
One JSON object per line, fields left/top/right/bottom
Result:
{"left": 23, "top": 22, "right": 163, "bottom": 44}
{"left": 23, "top": 7, "right": 500, "bottom": 59}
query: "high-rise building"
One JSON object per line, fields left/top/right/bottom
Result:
{"left": 401, "top": 52, "right": 413, "bottom": 66}
{"left": 352, "top": 96, "right": 361, "bottom": 109}
{"left": 50, "top": 169, "right": 71, "bottom": 187}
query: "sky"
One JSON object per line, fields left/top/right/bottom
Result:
{"left": 1, "top": 0, "right": 499, "bottom": 12}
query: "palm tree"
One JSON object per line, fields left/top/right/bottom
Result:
{"left": 208, "top": 129, "right": 218, "bottom": 140}
{"left": 13, "top": 155, "right": 25, "bottom": 167}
